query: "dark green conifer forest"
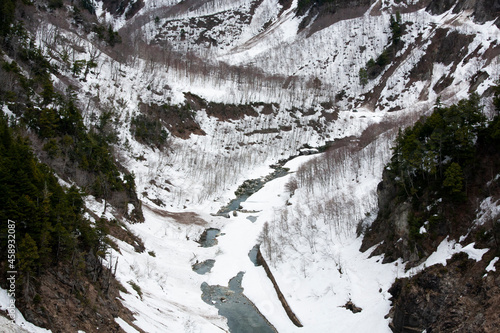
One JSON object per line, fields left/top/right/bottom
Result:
{"left": 0, "top": 0, "right": 141, "bottom": 311}
{"left": 386, "top": 90, "right": 500, "bottom": 249}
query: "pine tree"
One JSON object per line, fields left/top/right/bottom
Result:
{"left": 17, "top": 234, "right": 40, "bottom": 299}
{"left": 0, "top": 0, "right": 16, "bottom": 36}
{"left": 443, "top": 162, "right": 464, "bottom": 200}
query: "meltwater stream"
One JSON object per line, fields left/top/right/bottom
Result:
{"left": 194, "top": 224, "right": 277, "bottom": 331}
{"left": 201, "top": 272, "right": 277, "bottom": 333}
{"left": 195, "top": 228, "right": 277, "bottom": 331}
{"left": 216, "top": 166, "right": 289, "bottom": 216}
{"left": 198, "top": 165, "right": 296, "bottom": 332}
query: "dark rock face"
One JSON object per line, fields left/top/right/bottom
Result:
{"left": 426, "top": 0, "right": 500, "bottom": 26}
{"left": 388, "top": 253, "right": 500, "bottom": 333}
{"left": 410, "top": 28, "right": 474, "bottom": 83}
{"left": 426, "top": 0, "right": 460, "bottom": 14}
{"left": 362, "top": 104, "right": 500, "bottom": 332}
{"left": 473, "top": 0, "right": 500, "bottom": 24}
{"left": 360, "top": 169, "right": 417, "bottom": 263}
{"left": 297, "top": 0, "right": 373, "bottom": 31}
{"left": 138, "top": 101, "right": 206, "bottom": 139}
{"left": 297, "top": 0, "right": 372, "bottom": 16}
{"left": 99, "top": 0, "right": 145, "bottom": 19}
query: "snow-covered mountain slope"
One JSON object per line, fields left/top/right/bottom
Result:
{"left": 90, "top": 0, "right": 499, "bottom": 210}
{"left": 51, "top": 0, "right": 497, "bottom": 208}
{"left": 132, "top": 0, "right": 500, "bottom": 109}
{"left": 2, "top": 0, "right": 500, "bottom": 332}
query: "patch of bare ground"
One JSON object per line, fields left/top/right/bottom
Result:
{"left": 469, "top": 71, "right": 490, "bottom": 94}
{"left": 85, "top": 210, "right": 146, "bottom": 253}
{"left": 343, "top": 300, "right": 362, "bottom": 313}
{"left": 321, "top": 109, "right": 339, "bottom": 122}
{"left": 185, "top": 92, "right": 278, "bottom": 121}
{"left": 143, "top": 204, "right": 208, "bottom": 226}
{"left": 482, "top": 41, "right": 500, "bottom": 67}
{"left": 16, "top": 263, "right": 143, "bottom": 333}
{"left": 245, "top": 128, "right": 280, "bottom": 136}
{"left": 139, "top": 102, "right": 206, "bottom": 139}
{"left": 107, "top": 219, "right": 146, "bottom": 253}
{"left": 299, "top": 0, "right": 372, "bottom": 35}
{"left": 277, "top": 0, "right": 294, "bottom": 16}
{"left": 376, "top": 27, "right": 476, "bottom": 107}
{"left": 205, "top": 102, "right": 259, "bottom": 120}
{"left": 100, "top": 0, "right": 145, "bottom": 19}
{"left": 363, "top": 40, "right": 417, "bottom": 111}
{"left": 406, "top": 28, "right": 474, "bottom": 97}
{"left": 427, "top": 0, "right": 500, "bottom": 27}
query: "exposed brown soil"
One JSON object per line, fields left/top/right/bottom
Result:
{"left": 206, "top": 102, "right": 259, "bottom": 120}
{"left": 427, "top": 0, "right": 500, "bottom": 27}
{"left": 277, "top": 0, "right": 294, "bottom": 16}
{"left": 245, "top": 128, "right": 280, "bottom": 136}
{"left": 298, "top": 0, "right": 372, "bottom": 34}
{"left": 305, "top": 5, "right": 371, "bottom": 36}
{"left": 482, "top": 41, "right": 500, "bottom": 67}
{"left": 426, "top": 0, "right": 458, "bottom": 15}
{"left": 343, "top": 300, "right": 362, "bottom": 313}
{"left": 363, "top": 40, "right": 415, "bottom": 110}
{"left": 184, "top": 92, "right": 276, "bottom": 121}
{"left": 409, "top": 28, "right": 474, "bottom": 83}
{"left": 17, "top": 264, "right": 142, "bottom": 333}
{"left": 101, "top": 0, "right": 145, "bottom": 20}
{"left": 107, "top": 220, "right": 146, "bottom": 253}
{"left": 433, "top": 74, "right": 454, "bottom": 94}
{"left": 139, "top": 102, "right": 206, "bottom": 139}
{"left": 143, "top": 204, "right": 208, "bottom": 226}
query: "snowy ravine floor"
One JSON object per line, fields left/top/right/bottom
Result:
{"left": 195, "top": 153, "right": 491, "bottom": 333}
{"left": 90, "top": 150, "right": 406, "bottom": 333}
{"left": 199, "top": 155, "right": 401, "bottom": 333}
{"left": 109, "top": 155, "right": 395, "bottom": 333}
{"left": 103, "top": 205, "right": 229, "bottom": 333}
{"left": 95, "top": 152, "right": 403, "bottom": 333}
{"left": 0, "top": 151, "right": 492, "bottom": 333}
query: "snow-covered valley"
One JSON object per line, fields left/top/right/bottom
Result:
{"left": 91, "top": 129, "right": 493, "bottom": 333}
{"left": 1, "top": 0, "right": 500, "bottom": 332}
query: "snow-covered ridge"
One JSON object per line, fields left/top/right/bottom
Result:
{"left": 131, "top": 0, "right": 500, "bottom": 112}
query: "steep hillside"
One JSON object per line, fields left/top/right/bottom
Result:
{"left": 361, "top": 92, "right": 500, "bottom": 332}
{"left": 0, "top": 0, "right": 499, "bottom": 332}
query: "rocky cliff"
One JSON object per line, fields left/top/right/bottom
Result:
{"left": 361, "top": 92, "right": 500, "bottom": 332}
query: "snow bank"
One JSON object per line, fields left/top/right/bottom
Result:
{"left": 0, "top": 289, "right": 50, "bottom": 332}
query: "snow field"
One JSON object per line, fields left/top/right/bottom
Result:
{"left": 107, "top": 205, "right": 229, "bottom": 332}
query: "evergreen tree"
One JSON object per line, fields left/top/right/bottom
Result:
{"left": 390, "top": 13, "right": 402, "bottom": 45}
{"left": 17, "top": 234, "right": 39, "bottom": 299}
{"left": 0, "top": 0, "right": 16, "bottom": 36}
{"left": 389, "top": 93, "right": 487, "bottom": 200}
{"left": 443, "top": 162, "right": 464, "bottom": 200}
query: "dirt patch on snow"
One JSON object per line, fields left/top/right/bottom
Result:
{"left": 139, "top": 102, "right": 206, "bottom": 139}
{"left": 409, "top": 28, "right": 474, "bottom": 83}
{"left": 143, "top": 204, "right": 208, "bottom": 226}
